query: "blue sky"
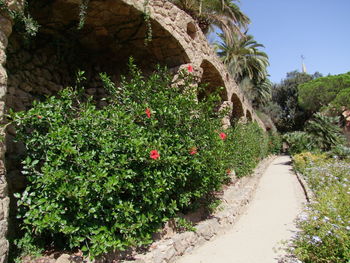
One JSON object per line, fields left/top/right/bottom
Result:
{"left": 236, "top": 0, "right": 350, "bottom": 83}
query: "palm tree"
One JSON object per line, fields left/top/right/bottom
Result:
{"left": 168, "top": 0, "right": 250, "bottom": 36}
{"left": 216, "top": 33, "right": 269, "bottom": 84}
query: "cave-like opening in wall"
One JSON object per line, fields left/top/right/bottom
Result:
{"left": 230, "top": 93, "right": 244, "bottom": 124}
{"left": 246, "top": 110, "right": 252, "bottom": 122}
{"left": 198, "top": 60, "right": 228, "bottom": 102}
{"left": 4, "top": 0, "right": 190, "bottom": 239}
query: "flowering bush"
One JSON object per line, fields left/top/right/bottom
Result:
{"left": 10, "top": 60, "right": 269, "bottom": 258}
{"left": 290, "top": 153, "right": 350, "bottom": 262}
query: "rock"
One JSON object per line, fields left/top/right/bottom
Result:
{"left": 56, "top": 254, "right": 71, "bottom": 263}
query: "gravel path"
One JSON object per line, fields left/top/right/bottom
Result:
{"left": 176, "top": 156, "right": 306, "bottom": 263}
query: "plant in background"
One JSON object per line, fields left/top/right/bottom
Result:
{"left": 305, "top": 112, "right": 345, "bottom": 151}
{"left": 283, "top": 112, "right": 347, "bottom": 154}
{"left": 283, "top": 131, "right": 313, "bottom": 155}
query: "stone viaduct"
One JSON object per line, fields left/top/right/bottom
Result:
{"left": 0, "top": 0, "right": 265, "bottom": 261}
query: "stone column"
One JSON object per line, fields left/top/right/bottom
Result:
{"left": 219, "top": 101, "right": 233, "bottom": 129}
{"left": 0, "top": 10, "right": 13, "bottom": 263}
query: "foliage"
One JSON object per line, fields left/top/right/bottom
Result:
{"left": 10, "top": 60, "right": 269, "bottom": 259}
{"left": 0, "top": 0, "right": 39, "bottom": 38}
{"left": 283, "top": 113, "right": 346, "bottom": 154}
{"left": 298, "top": 72, "right": 350, "bottom": 114}
{"left": 216, "top": 33, "right": 269, "bottom": 84}
{"left": 77, "top": 0, "right": 90, "bottom": 30}
{"left": 283, "top": 131, "right": 313, "bottom": 155}
{"left": 305, "top": 113, "right": 345, "bottom": 151}
{"left": 168, "top": 0, "right": 250, "bottom": 37}
{"left": 267, "top": 131, "right": 282, "bottom": 154}
{"left": 225, "top": 122, "right": 269, "bottom": 177}
{"left": 290, "top": 153, "right": 350, "bottom": 263}
{"left": 270, "top": 71, "right": 321, "bottom": 132}
{"left": 215, "top": 33, "right": 271, "bottom": 109}
{"left": 324, "top": 87, "right": 350, "bottom": 116}
{"left": 327, "top": 145, "right": 350, "bottom": 160}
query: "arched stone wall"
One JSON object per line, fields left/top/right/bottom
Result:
{"left": 198, "top": 59, "right": 227, "bottom": 101}
{"left": 246, "top": 110, "right": 252, "bottom": 121}
{"left": 0, "top": 0, "right": 266, "bottom": 261}
{"left": 231, "top": 93, "right": 244, "bottom": 121}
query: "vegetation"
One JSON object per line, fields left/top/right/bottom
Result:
{"left": 216, "top": 33, "right": 269, "bottom": 84}
{"left": 298, "top": 72, "right": 350, "bottom": 115}
{"left": 168, "top": 0, "right": 250, "bottom": 37}
{"left": 264, "top": 71, "right": 322, "bottom": 132}
{"left": 10, "top": 61, "right": 271, "bottom": 259}
{"left": 215, "top": 32, "right": 271, "bottom": 108}
{"left": 290, "top": 153, "right": 350, "bottom": 263}
{"left": 283, "top": 112, "right": 346, "bottom": 154}
{"left": 0, "top": 0, "right": 39, "bottom": 38}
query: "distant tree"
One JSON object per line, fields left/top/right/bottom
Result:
{"left": 270, "top": 70, "right": 322, "bottom": 132}
{"left": 298, "top": 72, "right": 350, "bottom": 114}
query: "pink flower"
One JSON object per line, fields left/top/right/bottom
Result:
{"left": 145, "top": 108, "right": 151, "bottom": 118}
{"left": 189, "top": 147, "right": 197, "bottom": 155}
{"left": 219, "top": 132, "right": 227, "bottom": 140}
{"left": 187, "top": 65, "right": 193, "bottom": 73}
{"left": 150, "top": 150, "right": 160, "bottom": 160}
{"left": 37, "top": 115, "right": 42, "bottom": 119}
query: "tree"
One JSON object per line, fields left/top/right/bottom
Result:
{"left": 298, "top": 72, "right": 350, "bottom": 114}
{"left": 215, "top": 33, "right": 271, "bottom": 108}
{"left": 270, "top": 71, "right": 321, "bottom": 132}
{"left": 216, "top": 33, "right": 269, "bottom": 84}
{"left": 168, "top": 0, "right": 250, "bottom": 36}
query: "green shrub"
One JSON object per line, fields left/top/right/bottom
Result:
{"left": 225, "top": 122, "right": 268, "bottom": 177}
{"left": 267, "top": 131, "right": 282, "bottom": 154}
{"left": 10, "top": 60, "right": 268, "bottom": 258}
{"left": 283, "top": 131, "right": 313, "bottom": 155}
{"left": 305, "top": 113, "right": 345, "bottom": 151}
{"left": 283, "top": 112, "right": 346, "bottom": 154}
{"left": 290, "top": 154, "right": 350, "bottom": 262}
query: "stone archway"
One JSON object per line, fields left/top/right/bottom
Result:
{"left": 0, "top": 1, "right": 194, "bottom": 259}
{"left": 246, "top": 110, "right": 252, "bottom": 121}
{"left": 198, "top": 59, "right": 227, "bottom": 101}
{"left": 0, "top": 0, "right": 267, "bottom": 260}
{"left": 231, "top": 93, "right": 244, "bottom": 122}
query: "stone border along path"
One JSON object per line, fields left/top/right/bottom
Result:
{"left": 110, "top": 156, "right": 305, "bottom": 263}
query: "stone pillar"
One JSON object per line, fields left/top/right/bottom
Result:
{"left": 0, "top": 10, "right": 13, "bottom": 263}
{"left": 219, "top": 101, "right": 233, "bottom": 129}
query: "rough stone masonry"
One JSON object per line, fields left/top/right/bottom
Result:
{"left": 0, "top": 0, "right": 266, "bottom": 262}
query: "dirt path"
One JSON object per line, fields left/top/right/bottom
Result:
{"left": 176, "top": 156, "right": 306, "bottom": 263}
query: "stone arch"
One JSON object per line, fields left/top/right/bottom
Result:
{"left": 246, "top": 110, "right": 252, "bottom": 121}
{"left": 198, "top": 59, "right": 228, "bottom": 101}
{"left": 3, "top": 0, "right": 196, "bottom": 247}
{"left": 231, "top": 93, "right": 244, "bottom": 122}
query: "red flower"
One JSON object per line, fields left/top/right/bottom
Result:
{"left": 219, "top": 132, "right": 227, "bottom": 140}
{"left": 145, "top": 108, "right": 151, "bottom": 118}
{"left": 189, "top": 147, "right": 197, "bottom": 155}
{"left": 150, "top": 150, "right": 160, "bottom": 160}
{"left": 37, "top": 115, "right": 43, "bottom": 119}
{"left": 187, "top": 65, "right": 193, "bottom": 73}
{"left": 226, "top": 169, "right": 231, "bottom": 175}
